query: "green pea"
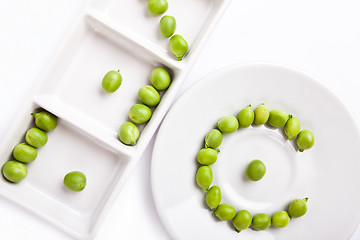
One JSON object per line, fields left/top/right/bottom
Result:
{"left": 232, "top": 210, "right": 252, "bottom": 232}
{"left": 196, "top": 166, "right": 213, "bottom": 191}
{"left": 205, "top": 129, "right": 223, "bottom": 149}
{"left": 159, "top": 15, "right": 176, "bottom": 38}
{"left": 254, "top": 103, "right": 270, "bottom": 125}
{"left": 246, "top": 159, "right": 266, "bottom": 181}
{"left": 119, "top": 122, "right": 140, "bottom": 146}
{"left": 271, "top": 211, "right": 290, "bottom": 228}
{"left": 169, "top": 34, "right": 189, "bottom": 61}
{"left": 197, "top": 148, "right": 218, "bottom": 165}
{"left": 25, "top": 128, "right": 48, "bottom": 148}
{"left": 217, "top": 116, "right": 239, "bottom": 134}
{"left": 296, "top": 130, "right": 315, "bottom": 152}
{"left": 138, "top": 85, "right": 160, "bottom": 107}
{"left": 268, "top": 110, "right": 290, "bottom": 127}
{"left": 205, "top": 186, "right": 221, "bottom": 210}
{"left": 2, "top": 160, "right": 27, "bottom": 183}
{"left": 252, "top": 213, "right": 271, "bottom": 230}
{"left": 288, "top": 198, "right": 308, "bottom": 218}
{"left": 147, "top": 0, "right": 168, "bottom": 16}
{"left": 238, "top": 105, "right": 254, "bottom": 128}
{"left": 31, "top": 111, "right": 57, "bottom": 131}
{"left": 13, "top": 143, "right": 37, "bottom": 163}
{"left": 213, "top": 204, "right": 236, "bottom": 221}
{"left": 284, "top": 116, "right": 300, "bottom": 140}
{"left": 102, "top": 70, "right": 122, "bottom": 93}
{"left": 128, "top": 104, "right": 152, "bottom": 124}
{"left": 63, "top": 171, "right": 86, "bottom": 192}
{"left": 150, "top": 67, "right": 171, "bottom": 90}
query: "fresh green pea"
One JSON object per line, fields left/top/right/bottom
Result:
{"left": 169, "top": 34, "right": 188, "bottom": 61}
{"left": 238, "top": 105, "right": 254, "bottom": 128}
{"left": 252, "top": 213, "right": 271, "bottom": 230}
{"left": 119, "top": 122, "right": 140, "bottom": 145}
{"left": 213, "top": 204, "right": 236, "bottom": 221}
{"left": 2, "top": 160, "right": 27, "bottom": 183}
{"left": 138, "top": 85, "right": 160, "bottom": 107}
{"left": 232, "top": 210, "right": 252, "bottom": 232}
{"left": 150, "top": 67, "right": 171, "bottom": 90}
{"left": 205, "top": 129, "right": 223, "bottom": 149}
{"left": 128, "top": 104, "right": 152, "bottom": 124}
{"left": 205, "top": 186, "right": 221, "bottom": 210}
{"left": 271, "top": 211, "right": 290, "bottom": 228}
{"left": 159, "top": 15, "right": 176, "bottom": 38}
{"left": 254, "top": 103, "right": 270, "bottom": 125}
{"left": 284, "top": 116, "right": 300, "bottom": 140}
{"left": 196, "top": 166, "right": 213, "bottom": 191}
{"left": 217, "top": 116, "right": 239, "bottom": 134}
{"left": 288, "top": 198, "right": 308, "bottom": 218}
{"left": 31, "top": 111, "right": 57, "bottom": 131}
{"left": 63, "top": 171, "right": 86, "bottom": 192}
{"left": 268, "top": 110, "right": 290, "bottom": 127}
{"left": 246, "top": 159, "right": 266, "bottom": 181}
{"left": 13, "top": 143, "right": 37, "bottom": 163}
{"left": 102, "top": 70, "right": 122, "bottom": 93}
{"left": 147, "top": 0, "right": 168, "bottom": 16}
{"left": 25, "top": 128, "right": 48, "bottom": 148}
{"left": 296, "top": 130, "right": 315, "bottom": 152}
{"left": 197, "top": 148, "right": 218, "bottom": 165}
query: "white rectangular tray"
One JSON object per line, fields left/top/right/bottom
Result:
{"left": 0, "top": 0, "right": 231, "bottom": 239}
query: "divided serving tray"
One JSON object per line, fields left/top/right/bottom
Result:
{"left": 0, "top": 0, "right": 231, "bottom": 239}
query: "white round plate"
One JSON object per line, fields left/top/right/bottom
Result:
{"left": 151, "top": 62, "right": 360, "bottom": 240}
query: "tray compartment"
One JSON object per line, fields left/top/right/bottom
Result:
{"left": 35, "top": 16, "right": 178, "bottom": 150}
{"left": 0, "top": 105, "right": 131, "bottom": 239}
{"left": 88, "top": 0, "right": 230, "bottom": 63}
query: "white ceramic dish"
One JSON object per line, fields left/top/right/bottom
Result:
{"left": 151, "top": 62, "right": 360, "bottom": 239}
{"left": 0, "top": 0, "right": 231, "bottom": 239}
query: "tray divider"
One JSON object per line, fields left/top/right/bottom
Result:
{"left": 33, "top": 95, "right": 135, "bottom": 158}
{"left": 85, "top": 9, "right": 186, "bottom": 72}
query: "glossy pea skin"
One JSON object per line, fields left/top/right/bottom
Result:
{"left": 128, "top": 104, "right": 152, "bottom": 124}
{"left": 197, "top": 148, "right": 218, "bottom": 165}
{"left": 213, "top": 204, "right": 236, "bottom": 221}
{"left": 147, "top": 0, "right": 168, "bottom": 16}
{"left": 13, "top": 143, "right": 37, "bottom": 163}
{"left": 159, "top": 15, "right": 176, "bottom": 38}
{"left": 196, "top": 166, "right": 213, "bottom": 190}
{"left": 63, "top": 171, "right": 86, "bottom": 192}
{"left": 169, "top": 34, "right": 189, "bottom": 61}
{"left": 102, "top": 70, "right": 122, "bottom": 93}
{"left": 32, "top": 111, "right": 57, "bottom": 131}
{"left": 284, "top": 116, "right": 300, "bottom": 140}
{"left": 119, "top": 122, "right": 140, "bottom": 145}
{"left": 268, "top": 110, "right": 290, "bottom": 128}
{"left": 205, "top": 186, "right": 221, "bottom": 210}
{"left": 232, "top": 210, "right": 252, "bottom": 232}
{"left": 217, "top": 116, "right": 239, "bottom": 134}
{"left": 238, "top": 105, "right": 254, "bottom": 128}
{"left": 205, "top": 129, "right": 223, "bottom": 149}
{"left": 25, "top": 128, "right": 48, "bottom": 148}
{"left": 296, "top": 130, "right": 315, "bottom": 152}
{"left": 246, "top": 159, "right": 266, "bottom": 181}
{"left": 254, "top": 103, "right": 270, "bottom": 125}
{"left": 150, "top": 67, "right": 171, "bottom": 90}
{"left": 2, "top": 160, "right": 27, "bottom": 183}
{"left": 138, "top": 85, "right": 160, "bottom": 107}
{"left": 288, "top": 198, "right": 308, "bottom": 218}
{"left": 272, "top": 211, "right": 290, "bottom": 228}
{"left": 252, "top": 213, "right": 271, "bottom": 230}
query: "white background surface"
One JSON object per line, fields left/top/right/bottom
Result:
{"left": 1, "top": 0, "right": 360, "bottom": 239}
